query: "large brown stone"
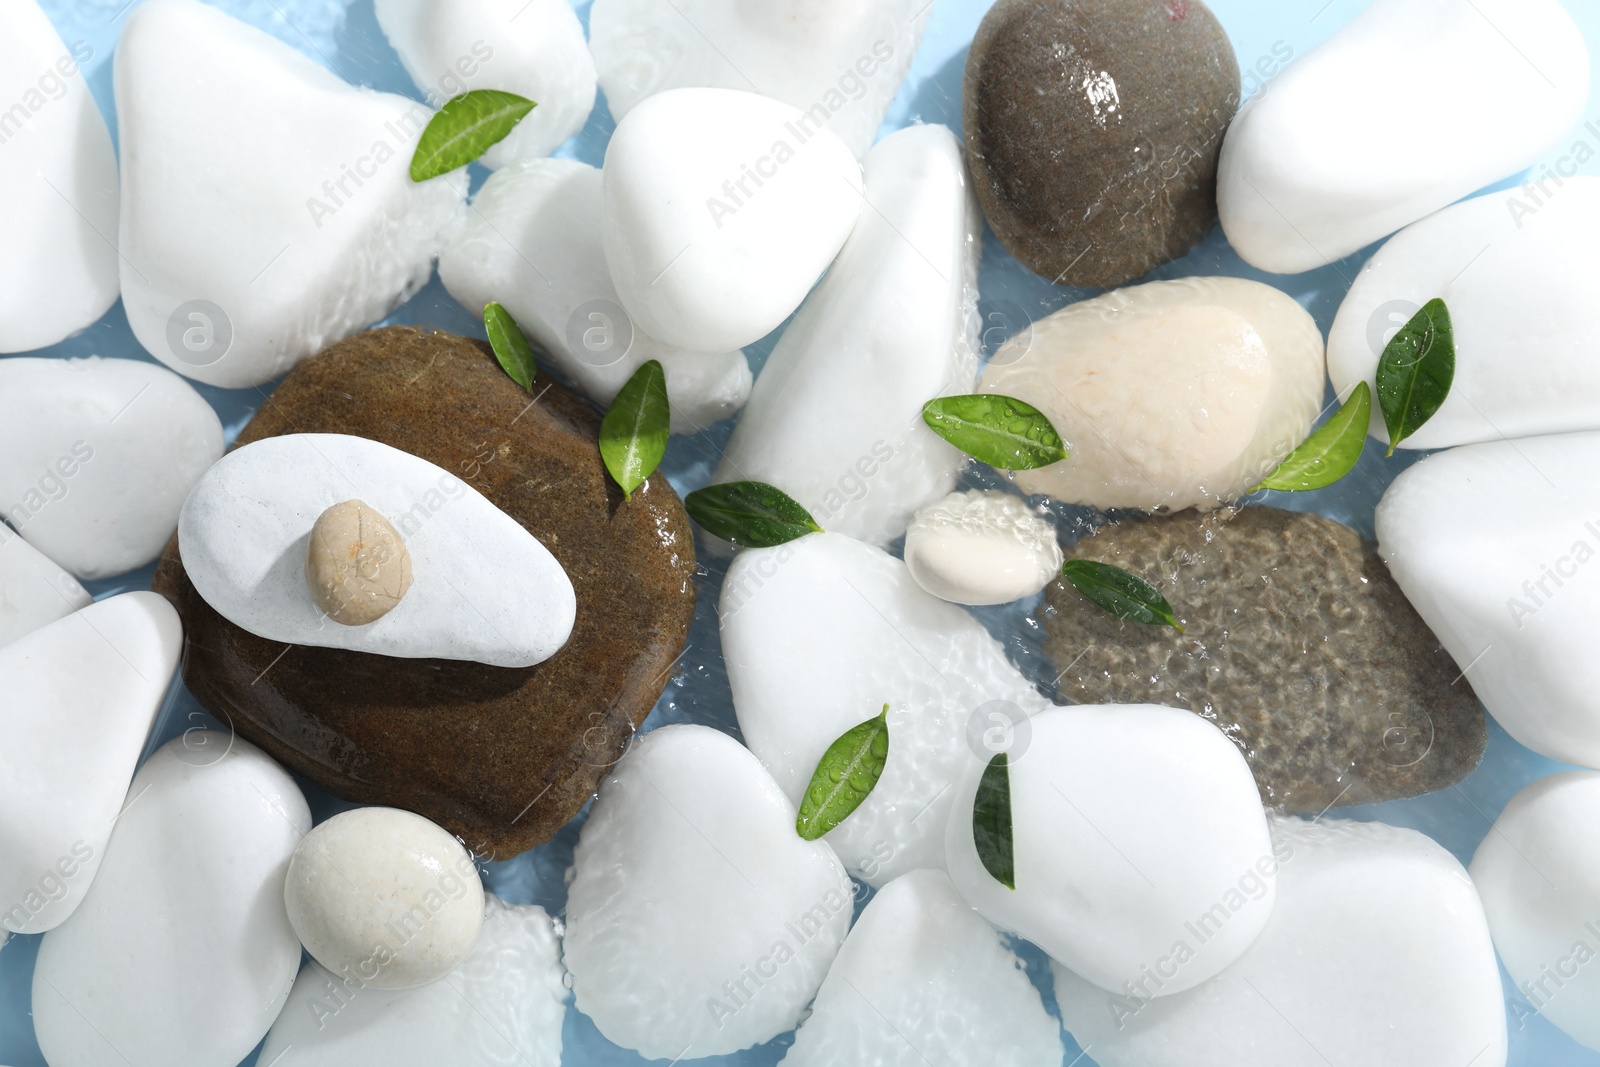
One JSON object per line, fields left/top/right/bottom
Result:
{"left": 965, "top": 0, "right": 1240, "bottom": 289}
{"left": 152, "top": 326, "right": 697, "bottom": 857}
{"left": 1043, "top": 506, "right": 1486, "bottom": 812}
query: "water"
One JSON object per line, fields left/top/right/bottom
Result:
{"left": 6, "top": 0, "right": 1600, "bottom": 1064}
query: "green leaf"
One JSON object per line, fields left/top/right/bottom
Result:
{"left": 1376, "top": 298, "right": 1455, "bottom": 457}
{"left": 1255, "top": 381, "right": 1372, "bottom": 492}
{"left": 600, "top": 361, "right": 669, "bottom": 500}
{"left": 410, "top": 90, "right": 536, "bottom": 182}
{"left": 1060, "top": 558, "right": 1183, "bottom": 632}
{"left": 922, "top": 394, "right": 1067, "bottom": 471}
{"left": 973, "top": 752, "right": 1015, "bottom": 890}
{"left": 483, "top": 302, "right": 537, "bottom": 391}
{"left": 684, "top": 481, "right": 822, "bottom": 548}
{"left": 795, "top": 705, "right": 890, "bottom": 841}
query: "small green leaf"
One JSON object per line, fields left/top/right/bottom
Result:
{"left": 483, "top": 302, "right": 537, "bottom": 391}
{"left": 1376, "top": 298, "right": 1455, "bottom": 457}
{"left": 1255, "top": 381, "right": 1372, "bottom": 492}
{"left": 684, "top": 481, "right": 822, "bottom": 548}
{"left": 796, "top": 705, "right": 890, "bottom": 841}
{"left": 922, "top": 394, "right": 1067, "bottom": 471}
{"left": 974, "top": 752, "right": 1015, "bottom": 890}
{"left": 1061, "top": 558, "right": 1183, "bottom": 632}
{"left": 600, "top": 361, "right": 669, "bottom": 500}
{"left": 410, "top": 90, "right": 536, "bottom": 182}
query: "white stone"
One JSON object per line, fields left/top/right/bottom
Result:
{"left": 1472, "top": 771, "right": 1600, "bottom": 1052}
{"left": 115, "top": 0, "right": 466, "bottom": 389}
{"left": 980, "top": 277, "right": 1326, "bottom": 512}
{"left": 0, "top": 0, "right": 119, "bottom": 353}
{"left": 0, "top": 526, "right": 90, "bottom": 649}
{"left": 946, "top": 704, "right": 1275, "bottom": 997}
{"left": 439, "top": 158, "right": 752, "bottom": 433}
{"left": 904, "top": 491, "right": 1063, "bottom": 606}
{"left": 564, "top": 724, "right": 852, "bottom": 1059}
{"left": 721, "top": 532, "right": 1052, "bottom": 887}
{"left": 0, "top": 593, "right": 180, "bottom": 935}
{"left": 782, "top": 869, "right": 1062, "bottom": 1067}
{"left": 1218, "top": 0, "right": 1589, "bottom": 274}
{"left": 1056, "top": 816, "right": 1507, "bottom": 1067}
{"left": 712, "top": 124, "right": 979, "bottom": 545}
{"left": 0, "top": 356, "right": 224, "bottom": 580}
{"left": 33, "top": 732, "right": 310, "bottom": 1067}
{"left": 1330, "top": 179, "right": 1600, "bottom": 450}
{"left": 602, "top": 87, "right": 863, "bottom": 353}
{"left": 589, "top": 0, "right": 928, "bottom": 158}
{"left": 374, "top": 0, "right": 595, "bottom": 165}
{"left": 284, "top": 807, "right": 484, "bottom": 991}
{"left": 258, "top": 894, "right": 566, "bottom": 1067}
{"left": 179, "top": 433, "right": 574, "bottom": 668}
{"left": 1376, "top": 432, "right": 1600, "bottom": 768}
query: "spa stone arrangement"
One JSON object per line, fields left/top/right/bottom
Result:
{"left": 2, "top": 0, "right": 1600, "bottom": 1065}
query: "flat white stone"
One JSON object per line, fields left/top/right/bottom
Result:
{"left": 439, "top": 158, "right": 752, "bottom": 433}
{"left": 1472, "top": 771, "right": 1600, "bottom": 1052}
{"left": 0, "top": 0, "right": 119, "bottom": 353}
{"left": 33, "top": 732, "right": 310, "bottom": 1067}
{"left": 721, "top": 532, "right": 1052, "bottom": 887}
{"left": 980, "top": 277, "right": 1326, "bottom": 512}
{"left": 946, "top": 704, "right": 1275, "bottom": 997}
{"left": 1330, "top": 178, "right": 1600, "bottom": 450}
{"left": 258, "top": 894, "right": 567, "bottom": 1067}
{"left": 0, "top": 357, "right": 224, "bottom": 580}
{"left": 284, "top": 807, "right": 484, "bottom": 991}
{"left": 904, "top": 490, "right": 1063, "bottom": 606}
{"left": 1218, "top": 0, "right": 1589, "bottom": 274}
{"left": 602, "top": 87, "right": 863, "bottom": 353}
{"left": 0, "top": 593, "right": 180, "bottom": 935}
{"left": 782, "top": 869, "right": 1063, "bottom": 1067}
{"left": 115, "top": 0, "right": 466, "bottom": 389}
{"left": 375, "top": 0, "right": 595, "bottom": 165}
{"left": 1376, "top": 431, "right": 1600, "bottom": 767}
{"left": 589, "top": 0, "right": 929, "bottom": 158}
{"left": 0, "top": 526, "right": 90, "bottom": 649}
{"left": 179, "top": 433, "right": 576, "bottom": 668}
{"left": 1056, "top": 816, "right": 1507, "bottom": 1067}
{"left": 564, "top": 724, "right": 853, "bottom": 1059}
{"left": 712, "top": 124, "right": 978, "bottom": 545}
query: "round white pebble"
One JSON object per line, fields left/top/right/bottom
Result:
{"left": 564, "top": 724, "right": 853, "bottom": 1059}
{"left": 946, "top": 704, "right": 1276, "bottom": 997}
{"left": 1471, "top": 770, "right": 1600, "bottom": 1052}
{"left": 284, "top": 807, "right": 484, "bottom": 991}
{"left": 904, "top": 491, "right": 1063, "bottom": 606}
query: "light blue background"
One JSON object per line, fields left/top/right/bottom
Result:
{"left": 6, "top": 0, "right": 1600, "bottom": 1063}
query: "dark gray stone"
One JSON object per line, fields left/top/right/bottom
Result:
{"left": 1042, "top": 506, "right": 1486, "bottom": 812}
{"left": 965, "top": 0, "right": 1240, "bottom": 289}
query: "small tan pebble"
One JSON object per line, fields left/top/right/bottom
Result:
{"left": 305, "top": 499, "right": 413, "bottom": 625}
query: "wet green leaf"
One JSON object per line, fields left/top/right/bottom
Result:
{"left": 411, "top": 90, "right": 536, "bottom": 182}
{"left": 1060, "top": 559, "right": 1183, "bottom": 632}
{"left": 922, "top": 394, "right": 1067, "bottom": 471}
{"left": 483, "top": 302, "right": 537, "bottom": 391}
{"left": 796, "top": 705, "right": 890, "bottom": 841}
{"left": 600, "top": 360, "right": 669, "bottom": 500}
{"left": 1376, "top": 298, "right": 1455, "bottom": 456}
{"left": 974, "top": 752, "right": 1015, "bottom": 890}
{"left": 1255, "top": 381, "right": 1371, "bottom": 492}
{"left": 684, "top": 481, "right": 822, "bottom": 548}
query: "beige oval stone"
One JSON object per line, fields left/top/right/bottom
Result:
{"left": 305, "top": 499, "right": 413, "bottom": 625}
{"left": 981, "top": 276, "right": 1326, "bottom": 512}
